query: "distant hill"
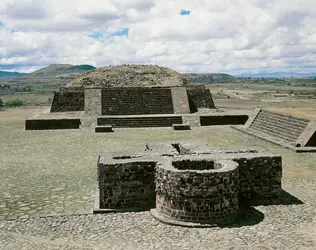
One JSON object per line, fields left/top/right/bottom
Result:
{"left": 0, "top": 71, "right": 27, "bottom": 78}
{"left": 28, "top": 64, "right": 96, "bottom": 77}
{"left": 183, "top": 73, "right": 235, "bottom": 83}
{"left": 0, "top": 64, "right": 97, "bottom": 90}
{"left": 236, "top": 72, "right": 316, "bottom": 78}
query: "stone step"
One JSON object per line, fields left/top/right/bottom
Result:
{"left": 172, "top": 124, "right": 191, "bottom": 130}
{"left": 252, "top": 117, "right": 303, "bottom": 137}
{"left": 97, "top": 116, "right": 183, "bottom": 128}
{"left": 250, "top": 123, "right": 297, "bottom": 142}
{"left": 95, "top": 125, "right": 114, "bottom": 133}
{"left": 254, "top": 117, "right": 306, "bottom": 134}
{"left": 250, "top": 119, "right": 300, "bottom": 138}
{"left": 259, "top": 111, "right": 309, "bottom": 127}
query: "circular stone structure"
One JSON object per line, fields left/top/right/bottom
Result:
{"left": 151, "top": 158, "right": 239, "bottom": 227}
{"left": 68, "top": 64, "right": 189, "bottom": 87}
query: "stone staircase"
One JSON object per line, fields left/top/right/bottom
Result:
{"left": 97, "top": 115, "right": 183, "bottom": 128}
{"left": 249, "top": 110, "right": 309, "bottom": 143}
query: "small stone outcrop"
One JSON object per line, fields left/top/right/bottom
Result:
{"left": 68, "top": 64, "right": 190, "bottom": 87}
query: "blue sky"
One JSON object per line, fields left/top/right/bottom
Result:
{"left": 180, "top": 10, "right": 191, "bottom": 16}
{"left": 0, "top": 0, "right": 316, "bottom": 75}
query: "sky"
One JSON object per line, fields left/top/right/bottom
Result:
{"left": 0, "top": 0, "right": 316, "bottom": 75}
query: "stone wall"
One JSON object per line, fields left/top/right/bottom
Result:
{"left": 101, "top": 87, "right": 174, "bottom": 115}
{"left": 200, "top": 115, "right": 249, "bottom": 126}
{"left": 97, "top": 154, "right": 156, "bottom": 210}
{"left": 50, "top": 91, "right": 84, "bottom": 112}
{"left": 233, "top": 155, "right": 282, "bottom": 201}
{"left": 155, "top": 159, "right": 239, "bottom": 224}
{"left": 186, "top": 86, "right": 215, "bottom": 112}
{"left": 25, "top": 118, "right": 81, "bottom": 130}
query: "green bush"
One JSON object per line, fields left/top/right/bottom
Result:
{"left": 5, "top": 99, "right": 25, "bottom": 107}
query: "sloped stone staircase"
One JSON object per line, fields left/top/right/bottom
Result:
{"left": 248, "top": 110, "right": 310, "bottom": 143}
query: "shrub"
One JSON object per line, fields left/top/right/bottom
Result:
{"left": 5, "top": 99, "right": 25, "bottom": 107}
{"left": 0, "top": 98, "right": 3, "bottom": 108}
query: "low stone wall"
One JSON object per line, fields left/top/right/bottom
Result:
{"left": 25, "top": 118, "right": 81, "bottom": 130}
{"left": 200, "top": 115, "right": 249, "bottom": 126}
{"left": 155, "top": 158, "right": 239, "bottom": 224}
{"left": 97, "top": 154, "right": 156, "bottom": 210}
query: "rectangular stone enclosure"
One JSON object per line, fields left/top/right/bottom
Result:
{"left": 96, "top": 144, "right": 282, "bottom": 212}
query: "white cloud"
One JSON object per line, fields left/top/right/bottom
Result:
{"left": 0, "top": 0, "right": 315, "bottom": 75}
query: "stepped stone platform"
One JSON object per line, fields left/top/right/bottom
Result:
{"left": 232, "top": 108, "right": 316, "bottom": 152}
{"left": 25, "top": 109, "right": 250, "bottom": 130}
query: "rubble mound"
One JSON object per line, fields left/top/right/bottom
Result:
{"left": 68, "top": 64, "right": 190, "bottom": 87}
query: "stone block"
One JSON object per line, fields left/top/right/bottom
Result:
{"left": 95, "top": 125, "right": 114, "bottom": 133}
{"left": 172, "top": 124, "right": 191, "bottom": 130}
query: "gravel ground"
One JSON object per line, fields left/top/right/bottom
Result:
{"left": 0, "top": 107, "right": 316, "bottom": 249}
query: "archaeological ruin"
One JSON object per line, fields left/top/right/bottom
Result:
{"left": 94, "top": 143, "right": 283, "bottom": 227}
{"left": 233, "top": 108, "right": 316, "bottom": 152}
{"left": 25, "top": 64, "right": 248, "bottom": 130}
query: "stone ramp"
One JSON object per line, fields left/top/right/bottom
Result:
{"left": 232, "top": 108, "right": 316, "bottom": 152}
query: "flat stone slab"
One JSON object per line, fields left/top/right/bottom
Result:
{"left": 172, "top": 124, "right": 191, "bottom": 130}
{"left": 95, "top": 125, "right": 114, "bottom": 133}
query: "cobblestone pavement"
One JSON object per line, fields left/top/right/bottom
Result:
{"left": 1, "top": 108, "right": 316, "bottom": 249}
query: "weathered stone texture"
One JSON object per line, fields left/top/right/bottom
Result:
{"left": 97, "top": 145, "right": 283, "bottom": 224}
{"left": 171, "top": 87, "right": 190, "bottom": 114}
{"left": 233, "top": 156, "right": 282, "bottom": 201}
{"left": 155, "top": 159, "right": 239, "bottom": 224}
{"left": 98, "top": 156, "right": 156, "bottom": 210}
{"left": 101, "top": 87, "right": 174, "bottom": 115}
{"left": 84, "top": 88, "right": 101, "bottom": 116}
{"left": 50, "top": 91, "right": 84, "bottom": 112}
{"left": 187, "top": 86, "right": 215, "bottom": 112}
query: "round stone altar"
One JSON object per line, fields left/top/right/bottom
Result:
{"left": 151, "top": 157, "right": 239, "bottom": 227}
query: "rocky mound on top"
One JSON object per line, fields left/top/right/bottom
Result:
{"left": 68, "top": 64, "right": 189, "bottom": 87}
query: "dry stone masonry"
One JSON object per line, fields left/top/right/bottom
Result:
{"left": 95, "top": 143, "right": 283, "bottom": 227}
{"left": 155, "top": 158, "right": 239, "bottom": 225}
